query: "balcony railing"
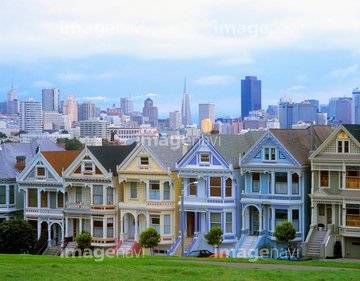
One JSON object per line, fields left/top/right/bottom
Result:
{"left": 65, "top": 203, "right": 91, "bottom": 210}
{"left": 241, "top": 194, "right": 301, "bottom": 201}
{"left": 346, "top": 215, "right": 360, "bottom": 227}
{"left": 25, "top": 207, "right": 63, "bottom": 215}
{"left": 65, "top": 203, "right": 116, "bottom": 211}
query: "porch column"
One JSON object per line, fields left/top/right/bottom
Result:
{"left": 61, "top": 219, "right": 65, "bottom": 246}
{"left": 135, "top": 218, "right": 139, "bottom": 242}
{"left": 311, "top": 171, "right": 314, "bottom": 194}
{"left": 37, "top": 189, "right": 41, "bottom": 208}
{"left": 272, "top": 208, "right": 275, "bottom": 231}
{"left": 271, "top": 171, "right": 275, "bottom": 194}
{"left": 332, "top": 204, "right": 335, "bottom": 226}
{"left": 241, "top": 213, "right": 245, "bottom": 230}
{"left": 287, "top": 171, "right": 291, "bottom": 196}
{"left": 24, "top": 190, "right": 28, "bottom": 208}
{"left": 37, "top": 220, "right": 41, "bottom": 239}
{"left": 313, "top": 202, "right": 318, "bottom": 226}
{"left": 48, "top": 223, "right": 51, "bottom": 246}
{"left": 259, "top": 207, "right": 263, "bottom": 232}
{"left": 79, "top": 217, "right": 82, "bottom": 234}
{"left": 120, "top": 217, "right": 124, "bottom": 240}
{"left": 195, "top": 212, "right": 198, "bottom": 233}
{"left": 342, "top": 200, "right": 346, "bottom": 227}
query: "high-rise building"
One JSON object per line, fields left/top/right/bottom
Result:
{"left": 305, "top": 99, "right": 320, "bottom": 112}
{"left": 181, "top": 78, "right": 192, "bottom": 126}
{"left": 121, "top": 97, "right": 134, "bottom": 115}
{"left": 19, "top": 98, "right": 42, "bottom": 133}
{"left": 42, "top": 88, "right": 60, "bottom": 112}
{"left": 80, "top": 118, "right": 109, "bottom": 138}
{"left": 142, "top": 97, "right": 158, "bottom": 126}
{"left": 352, "top": 87, "right": 360, "bottom": 124}
{"left": 198, "top": 102, "right": 215, "bottom": 128}
{"left": 6, "top": 89, "right": 19, "bottom": 115}
{"left": 78, "top": 101, "right": 98, "bottom": 121}
{"left": 241, "top": 76, "right": 261, "bottom": 119}
{"left": 278, "top": 101, "right": 317, "bottom": 129}
{"left": 63, "top": 95, "right": 78, "bottom": 122}
{"left": 169, "top": 110, "right": 182, "bottom": 129}
{"left": 336, "top": 98, "right": 352, "bottom": 124}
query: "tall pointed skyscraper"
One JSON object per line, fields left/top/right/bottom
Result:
{"left": 181, "top": 78, "right": 192, "bottom": 126}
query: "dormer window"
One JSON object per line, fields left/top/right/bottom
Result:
{"left": 264, "top": 148, "right": 276, "bottom": 161}
{"left": 140, "top": 156, "right": 149, "bottom": 166}
{"left": 337, "top": 134, "right": 349, "bottom": 153}
{"left": 200, "top": 153, "right": 210, "bottom": 163}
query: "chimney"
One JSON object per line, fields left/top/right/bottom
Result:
{"left": 182, "top": 143, "right": 188, "bottom": 155}
{"left": 16, "top": 156, "right": 26, "bottom": 171}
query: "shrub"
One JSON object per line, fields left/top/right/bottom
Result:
{"left": 76, "top": 231, "right": 92, "bottom": 250}
{"left": 274, "top": 221, "right": 296, "bottom": 260}
{"left": 204, "top": 227, "right": 223, "bottom": 249}
{"left": 139, "top": 227, "right": 160, "bottom": 255}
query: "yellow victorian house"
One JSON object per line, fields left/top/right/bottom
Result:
{"left": 116, "top": 139, "right": 183, "bottom": 254}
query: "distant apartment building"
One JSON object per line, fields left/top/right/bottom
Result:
{"left": 80, "top": 118, "right": 108, "bottom": 139}
{"left": 199, "top": 102, "right": 215, "bottom": 129}
{"left": 63, "top": 95, "right": 78, "bottom": 122}
{"left": 43, "top": 111, "right": 63, "bottom": 130}
{"left": 169, "top": 111, "right": 182, "bottom": 129}
{"left": 107, "top": 126, "right": 158, "bottom": 140}
{"left": 352, "top": 87, "right": 360, "bottom": 124}
{"left": 42, "top": 88, "right": 60, "bottom": 112}
{"left": 278, "top": 101, "right": 317, "bottom": 129}
{"left": 20, "top": 132, "right": 71, "bottom": 143}
{"left": 121, "top": 97, "right": 134, "bottom": 115}
{"left": 78, "top": 101, "right": 99, "bottom": 121}
{"left": 6, "top": 89, "right": 19, "bottom": 115}
{"left": 336, "top": 98, "right": 352, "bottom": 124}
{"left": 79, "top": 136, "right": 103, "bottom": 146}
{"left": 19, "top": 98, "right": 42, "bottom": 133}
{"left": 201, "top": 118, "right": 213, "bottom": 132}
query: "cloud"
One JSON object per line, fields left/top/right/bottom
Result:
{"left": 32, "top": 80, "right": 53, "bottom": 88}
{"left": 57, "top": 72, "right": 86, "bottom": 81}
{"left": 146, "top": 93, "right": 160, "bottom": 97}
{"left": 196, "top": 75, "right": 235, "bottom": 85}
{"left": 82, "top": 96, "right": 119, "bottom": 102}
{"left": 57, "top": 71, "right": 120, "bottom": 82}
{"left": 330, "top": 65, "right": 358, "bottom": 78}
{"left": 286, "top": 85, "right": 305, "bottom": 91}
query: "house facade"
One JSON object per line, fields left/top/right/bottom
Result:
{"left": 304, "top": 124, "right": 360, "bottom": 258}
{"left": 239, "top": 126, "right": 332, "bottom": 257}
{"left": 117, "top": 139, "right": 183, "bottom": 254}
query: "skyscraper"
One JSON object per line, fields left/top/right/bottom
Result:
{"left": 42, "top": 88, "right": 60, "bottom": 112}
{"left": 352, "top": 87, "right": 360, "bottom": 124}
{"left": 121, "top": 97, "right": 134, "bottom": 115}
{"left": 78, "top": 101, "right": 98, "bottom": 121}
{"left": 181, "top": 78, "right": 192, "bottom": 126}
{"left": 142, "top": 97, "right": 158, "bottom": 126}
{"left": 19, "top": 98, "right": 42, "bottom": 133}
{"left": 241, "top": 76, "right": 261, "bottom": 119}
{"left": 199, "top": 102, "right": 215, "bottom": 128}
{"left": 169, "top": 110, "right": 182, "bottom": 129}
{"left": 63, "top": 95, "right": 78, "bottom": 122}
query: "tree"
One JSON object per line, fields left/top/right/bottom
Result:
{"left": 0, "top": 219, "right": 38, "bottom": 254}
{"left": 210, "top": 129, "right": 219, "bottom": 135}
{"left": 65, "top": 138, "right": 84, "bottom": 150}
{"left": 204, "top": 227, "right": 223, "bottom": 252}
{"left": 0, "top": 132, "right": 7, "bottom": 138}
{"left": 102, "top": 138, "right": 109, "bottom": 146}
{"left": 273, "top": 221, "right": 296, "bottom": 259}
{"left": 76, "top": 231, "right": 92, "bottom": 250}
{"left": 139, "top": 227, "right": 160, "bottom": 255}
{"left": 34, "top": 229, "right": 48, "bottom": 255}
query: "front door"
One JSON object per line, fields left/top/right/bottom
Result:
{"left": 327, "top": 205, "right": 332, "bottom": 227}
{"left": 187, "top": 212, "right": 195, "bottom": 237}
{"left": 73, "top": 219, "right": 78, "bottom": 239}
{"left": 250, "top": 207, "right": 259, "bottom": 235}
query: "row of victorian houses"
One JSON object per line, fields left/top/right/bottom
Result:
{"left": 1, "top": 124, "right": 360, "bottom": 258}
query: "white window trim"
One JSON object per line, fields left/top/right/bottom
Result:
{"left": 82, "top": 160, "right": 94, "bottom": 173}
{"left": 139, "top": 155, "right": 149, "bottom": 166}
{"left": 264, "top": 147, "right": 276, "bottom": 161}
{"left": 130, "top": 182, "right": 138, "bottom": 200}
{"left": 337, "top": 139, "right": 350, "bottom": 153}
{"left": 199, "top": 153, "right": 210, "bottom": 164}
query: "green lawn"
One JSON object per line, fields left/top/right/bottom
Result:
{"left": 1, "top": 254, "right": 360, "bottom": 281}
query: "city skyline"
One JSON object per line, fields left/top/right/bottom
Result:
{"left": 0, "top": 1, "right": 359, "bottom": 123}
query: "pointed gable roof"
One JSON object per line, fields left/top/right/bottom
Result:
{"left": 341, "top": 124, "right": 360, "bottom": 143}
{"left": 87, "top": 143, "right": 137, "bottom": 175}
{"left": 206, "top": 131, "right": 266, "bottom": 168}
{"left": 269, "top": 125, "right": 333, "bottom": 165}
{"left": 42, "top": 149, "right": 83, "bottom": 176}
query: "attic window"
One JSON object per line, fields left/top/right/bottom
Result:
{"left": 37, "top": 167, "right": 45, "bottom": 177}
{"left": 337, "top": 139, "right": 349, "bottom": 153}
{"left": 140, "top": 156, "right": 149, "bottom": 166}
{"left": 264, "top": 148, "right": 276, "bottom": 161}
{"left": 200, "top": 153, "right": 210, "bottom": 163}
{"left": 83, "top": 161, "right": 93, "bottom": 173}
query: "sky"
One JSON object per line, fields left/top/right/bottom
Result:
{"left": 1, "top": 1, "right": 360, "bottom": 124}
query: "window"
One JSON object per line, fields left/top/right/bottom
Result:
{"left": 264, "top": 148, "right": 276, "bottom": 161}
{"left": 107, "top": 218, "right": 114, "bottom": 238}
{"left": 200, "top": 153, "right": 210, "bottom": 163}
{"left": 225, "top": 178, "right": 232, "bottom": 197}
{"left": 226, "top": 213, "right": 232, "bottom": 233}
{"left": 210, "top": 213, "right": 221, "bottom": 229}
{"left": 269, "top": 209, "right": 272, "bottom": 231}
{"left": 210, "top": 177, "right": 221, "bottom": 197}
{"left": 130, "top": 182, "right": 138, "bottom": 199}
{"left": 346, "top": 204, "right": 360, "bottom": 227}
{"left": 320, "top": 171, "right": 329, "bottom": 187}
{"left": 29, "top": 189, "right": 38, "bottom": 207}
{"left": 149, "top": 181, "right": 160, "bottom": 200}
{"left": 140, "top": 156, "right": 149, "bottom": 166}
{"left": 93, "top": 185, "right": 103, "bottom": 204}
{"left": 150, "top": 214, "right": 160, "bottom": 233}
{"left": 346, "top": 166, "right": 360, "bottom": 189}
{"left": 0, "top": 186, "right": 5, "bottom": 204}
{"left": 275, "top": 209, "right": 287, "bottom": 226}
{"left": 83, "top": 161, "right": 93, "bottom": 173}
{"left": 107, "top": 187, "right": 113, "bottom": 205}
{"left": 252, "top": 173, "right": 260, "bottom": 192}
{"left": 163, "top": 182, "right": 170, "bottom": 200}
{"left": 41, "top": 191, "right": 47, "bottom": 208}
{"left": 58, "top": 192, "right": 63, "bottom": 208}
{"left": 164, "top": 214, "right": 171, "bottom": 235}
{"left": 37, "top": 167, "right": 45, "bottom": 176}
{"left": 319, "top": 204, "right": 325, "bottom": 216}
{"left": 189, "top": 178, "right": 197, "bottom": 196}
{"left": 93, "top": 218, "right": 103, "bottom": 237}
{"left": 268, "top": 175, "right": 272, "bottom": 194}
{"left": 76, "top": 186, "right": 82, "bottom": 203}
{"left": 275, "top": 172, "right": 287, "bottom": 194}
{"left": 292, "top": 210, "right": 299, "bottom": 231}
{"left": 292, "top": 173, "right": 299, "bottom": 194}
{"left": 337, "top": 137, "right": 349, "bottom": 153}
{"left": 9, "top": 185, "right": 14, "bottom": 204}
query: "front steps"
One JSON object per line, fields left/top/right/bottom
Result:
{"left": 116, "top": 240, "right": 133, "bottom": 255}
{"left": 44, "top": 245, "right": 61, "bottom": 256}
{"left": 173, "top": 237, "right": 194, "bottom": 256}
{"left": 306, "top": 231, "right": 326, "bottom": 258}
{"left": 236, "top": 235, "right": 258, "bottom": 258}
{"left": 60, "top": 241, "right": 78, "bottom": 257}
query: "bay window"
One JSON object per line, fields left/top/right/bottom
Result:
{"left": 93, "top": 185, "right": 103, "bottom": 204}
{"left": 210, "top": 177, "right": 221, "bottom": 197}
{"left": 210, "top": 213, "right": 221, "bottom": 229}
